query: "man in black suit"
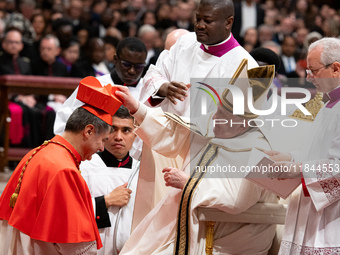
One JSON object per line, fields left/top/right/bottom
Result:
{"left": 31, "top": 34, "right": 68, "bottom": 77}
{"left": 232, "top": 0, "right": 264, "bottom": 44}
{"left": 0, "top": 28, "right": 32, "bottom": 150}
{"left": 0, "top": 28, "right": 31, "bottom": 75}
{"left": 277, "top": 35, "right": 299, "bottom": 77}
{"left": 29, "top": 34, "right": 68, "bottom": 146}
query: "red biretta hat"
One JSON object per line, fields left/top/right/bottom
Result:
{"left": 76, "top": 76, "right": 122, "bottom": 125}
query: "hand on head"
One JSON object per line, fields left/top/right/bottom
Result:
{"left": 115, "top": 85, "right": 140, "bottom": 114}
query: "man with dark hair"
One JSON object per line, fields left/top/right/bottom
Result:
{"left": 55, "top": 37, "right": 147, "bottom": 136}
{"left": 137, "top": 0, "right": 260, "bottom": 233}
{"left": 81, "top": 105, "right": 139, "bottom": 255}
{"left": 0, "top": 76, "right": 121, "bottom": 254}
{"left": 70, "top": 37, "right": 110, "bottom": 78}
{"left": 232, "top": 0, "right": 265, "bottom": 44}
{"left": 103, "top": 35, "right": 120, "bottom": 72}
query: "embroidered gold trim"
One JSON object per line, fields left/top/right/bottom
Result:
{"left": 165, "top": 112, "right": 203, "bottom": 136}
{"left": 174, "top": 144, "right": 219, "bottom": 255}
{"left": 290, "top": 92, "right": 324, "bottom": 122}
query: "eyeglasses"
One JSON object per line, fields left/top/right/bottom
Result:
{"left": 119, "top": 60, "right": 146, "bottom": 71}
{"left": 4, "top": 40, "right": 22, "bottom": 45}
{"left": 306, "top": 63, "right": 332, "bottom": 76}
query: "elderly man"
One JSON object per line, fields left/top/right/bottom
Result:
{"left": 0, "top": 28, "right": 32, "bottom": 147}
{"left": 0, "top": 76, "right": 121, "bottom": 254}
{"left": 140, "top": 0, "right": 258, "bottom": 117}
{"left": 81, "top": 106, "right": 139, "bottom": 255}
{"left": 116, "top": 60, "right": 277, "bottom": 254}
{"left": 266, "top": 37, "right": 340, "bottom": 254}
{"left": 31, "top": 34, "right": 67, "bottom": 76}
{"left": 0, "top": 28, "right": 31, "bottom": 75}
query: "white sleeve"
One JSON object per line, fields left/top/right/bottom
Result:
{"left": 302, "top": 115, "right": 340, "bottom": 211}
{"left": 139, "top": 39, "right": 181, "bottom": 104}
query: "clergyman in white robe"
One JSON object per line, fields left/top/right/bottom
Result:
{"left": 279, "top": 86, "right": 340, "bottom": 254}
{"left": 139, "top": 32, "right": 258, "bottom": 117}
{"left": 81, "top": 154, "right": 139, "bottom": 254}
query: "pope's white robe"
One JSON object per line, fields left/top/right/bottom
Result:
{"left": 120, "top": 105, "right": 278, "bottom": 255}
{"left": 0, "top": 222, "right": 97, "bottom": 255}
{"left": 139, "top": 32, "right": 258, "bottom": 118}
{"left": 134, "top": 32, "right": 259, "bottom": 230}
{"left": 279, "top": 99, "right": 340, "bottom": 254}
{"left": 80, "top": 154, "right": 139, "bottom": 255}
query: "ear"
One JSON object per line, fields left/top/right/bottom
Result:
{"left": 84, "top": 124, "right": 95, "bottom": 138}
{"left": 332, "top": 62, "right": 340, "bottom": 76}
{"left": 225, "top": 16, "right": 234, "bottom": 31}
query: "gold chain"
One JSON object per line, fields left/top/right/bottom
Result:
{"left": 10, "top": 140, "right": 80, "bottom": 208}
{"left": 47, "top": 140, "right": 80, "bottom": 171}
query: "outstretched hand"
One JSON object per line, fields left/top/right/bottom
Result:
{"left": 157, "top": 82, "right": 190, "bottom": 105}
{"left": 264, "top": 150, "right": 301, "bottom": 180}
{"left": 268, "top": 161, "right": 301, "bottom": 180}
{"left": 264, "top": 150, "right": 292, "bottom": 162}
{"left": 162, "top": 167, "right": 189, "bottom": 189}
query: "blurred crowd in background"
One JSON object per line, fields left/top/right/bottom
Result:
{"left": 1, "top": 0, "right": 340, "bottom": 149}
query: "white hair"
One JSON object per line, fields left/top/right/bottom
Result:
{"left": 137, "top": 24, "right": 156, "bottom": 37}
{"left": 309, "top": 37, "right": 340, "bottom": 66}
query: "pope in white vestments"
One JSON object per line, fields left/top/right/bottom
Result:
{"left": 116, "top": 60, "right": 278, "bottom": 254}
{"left": 135, "top": 31, "right": 259, "bottom": 227}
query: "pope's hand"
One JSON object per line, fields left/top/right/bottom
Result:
{"left": 157, "top": 82, "right": 190, "bottom": 105}
{"left": 104, "top": 182, "right": 132, "bottom": 208}
{"left": 162, "top": 167, "right": 189, "bottom": 189}
{"left": 264, "top": 150, "right": 292, "bottom": 162}
{"left": 267, "top": 161, "right": 301, "bottom": 180}
{"left": 115, "top": 86, "right": 140, "bottom": 114}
